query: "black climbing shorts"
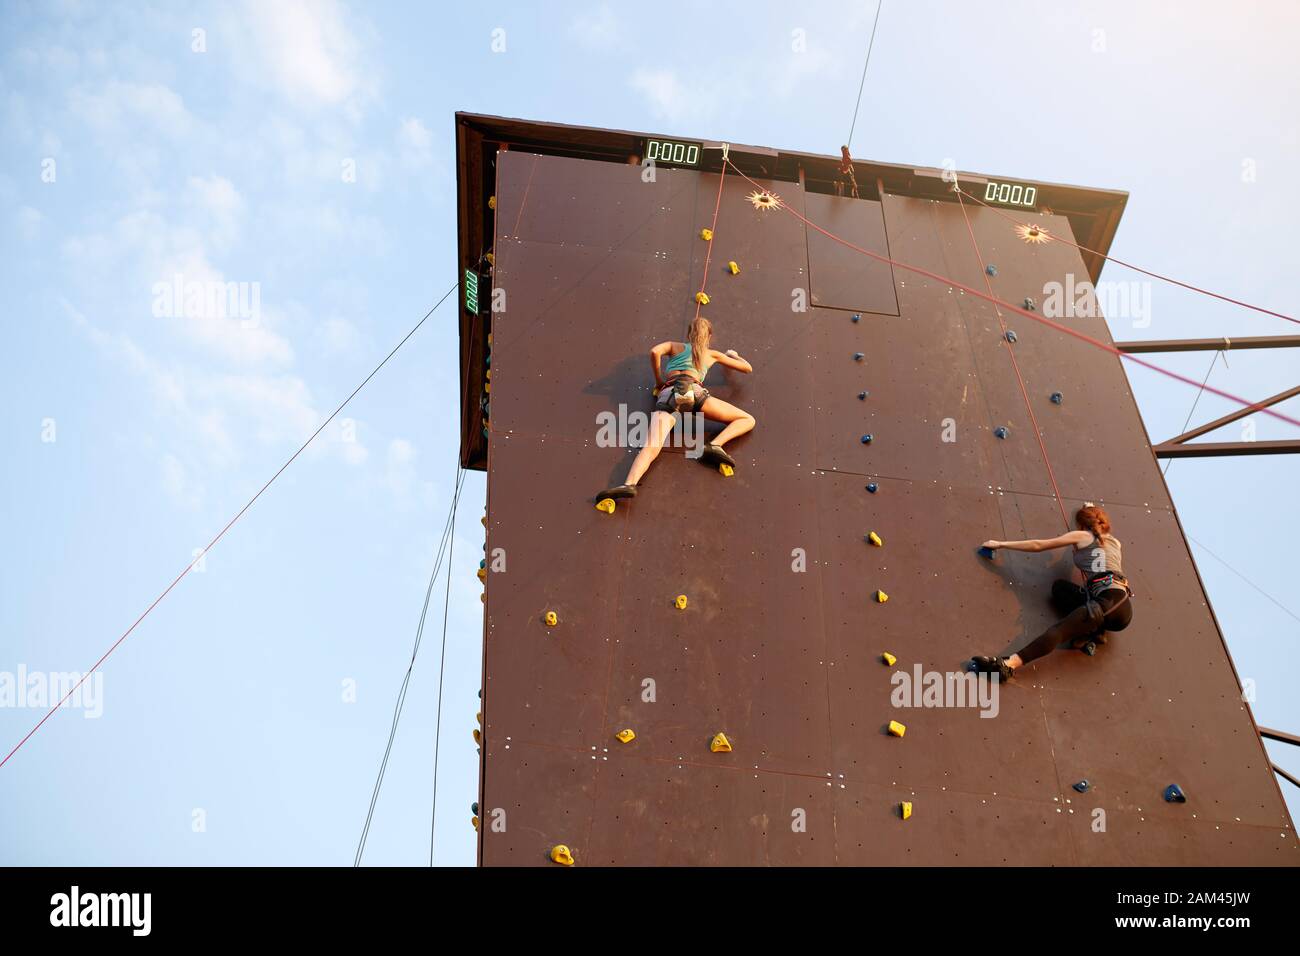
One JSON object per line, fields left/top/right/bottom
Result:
{"left": 655, "top": 378, "right": 710, "bottom": 414}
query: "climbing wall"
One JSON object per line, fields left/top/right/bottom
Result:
{"left": 477, "top": 150, "right": 1297, "bottom": 866}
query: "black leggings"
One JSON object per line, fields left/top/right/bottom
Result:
{"left": 1015, "top": 579, "right": 1133, "bottom": 664}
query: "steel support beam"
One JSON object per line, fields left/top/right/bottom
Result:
{"left": 1116, "top": 335, "right": 1300, "bottom": 353}
{"left": 1153, "top": 439, "right": 1300, "bottom": 458}
{"left": 1261, "top": 726, "right": 1300, "bottom": 748}
{"left": 1161, "top": 385, "right": 1300, "bottom": 446}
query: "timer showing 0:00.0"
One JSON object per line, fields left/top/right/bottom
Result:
{"left": 983, "top": 181, "right": 1038, "bottom": 207}
{"left": 645, "top": 139, "right": 702, "bottom": 166}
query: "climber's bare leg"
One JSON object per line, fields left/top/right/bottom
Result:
{"left": 699, "top": 397, "right": 756, "bottom": 447}
{"left": 624, "top": 410, "right": 678, "bottom": 486}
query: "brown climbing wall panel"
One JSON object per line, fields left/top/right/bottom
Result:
{"left": 479, "top": 151, "right": 1296, "bottom": 866}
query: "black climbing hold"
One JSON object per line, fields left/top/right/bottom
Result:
{"left": 858, "top": 391, "right": 868, "bottom": 400}
{"left": 1164, "top": 784, "right": 1187, "bottom": 803}
{"left": 1050, "top": 391, "right": 1063, "bottom": 404}
{"left": 1073, "top": 780, "right": 1090, "bottom": 793}
{"left": 1023, "top": 297, "right": 1036, "bottom": 311}
{"left": 866, "top": 483, "right": 878, "bottom": 494}
{"left": 854, "top": 352, "right": 865, "bottom": 361}
{"left": 994, "top": 426, "right": 1009, "bottom": 439}
{"left": 1082, "top": 641, "right": 1097, "bottom": 656}
{"left": 977, "top": 546, "right": 996, "bottom": 560}
{"left": 1005, "top": 330, "right": 1018, "bottom": 343}
{"left": 861, "top": 434, "right": 873, "bottom": 444}
{"left": 985, "top": 264, "right": 997, "bottom": 276}
{"left": 852, "top": 313, "right": 861, "bottom": 323}
{"left": 477, "top": 689, "right": 482, "bottom": 698}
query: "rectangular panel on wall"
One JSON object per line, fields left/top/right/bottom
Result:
{"left": 806, "top": 192, "right": 899, "bottom": 316}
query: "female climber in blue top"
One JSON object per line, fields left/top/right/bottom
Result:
{"left": 597, "top": 316, "right": 755, "bottom": 501}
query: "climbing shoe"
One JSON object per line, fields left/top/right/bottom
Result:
{"left": 596, "top": 484, "right": 637, "bottom": 501}
{"left": 970, "top": 655, "right": 1015, "bottom": 681}
{"left": 699, "top": 443, "right": 736, "bottom": 468}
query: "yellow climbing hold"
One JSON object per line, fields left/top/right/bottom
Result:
{"left": 481, "top": 516, "right": 487, "bottom": 527}
{"left": 472, "top": 815, "right": 480, "bottom": 830}
{"left": 550, "top": 844, "right": 575, "bottom": 866}
{"left": 875, "top": 590, "right": 889, "bottom": 603}
{"left": 485, "top": 252, "right": 495, "bottom": 267}
{"left": 888, "top": 720, "right": 906, "bottom": 738}
{"left": 477, "top": 567, "right": 487, "bottom": 582}
{"left": 900, "top": 801, "right": 912, "bottom": 820}
{"left": 718, "top": 463, "right": 734, "bottom": 477}
{"left": 868, "top": 531, "right": 884, "bottom": 547}
{"left": 728, "top": 261, "right": 740, "bottom": 275}
{"left": 544, "top": 611, "right": 558, "bottom": 627}
{"left": 700, "top": 228, "right": 713, "bottom": 241}
{"left": 488, "top": 195, "right": 496, "bottom": 210}
{"left": 882, "top": 652, "right": 897, "bottom": 666}
{"left": 710, "top": 732, "right": 732, "bottom": 753}
{"left": 695, "top": 291, "right": 710, "bottom": 305}
{"left": 675, "top": 594, "right": 688, "bottom": 610}
{"left": 616, "top": 728, "right": 636, "bottom": 744}
{"left": 473, "top": 728, "right": 482, "bottom": 744}
{"left": 596, "top": 497, "right": 616, "bottom": 514}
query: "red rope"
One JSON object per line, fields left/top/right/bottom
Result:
{"left": 955, "top": 186, "right": 1070, "bottom": 528}
{"left": 723, "top": 158, "right": 1300, "bottom": 430}
{"left": 693, "top": 160, "right": 729, "bottom": 322}
{"left": 955, "top": 185, "right": 1298, "bottom": 326}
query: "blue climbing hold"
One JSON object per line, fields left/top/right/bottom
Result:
{"left": 866, "top": 483, "right": 878, "bottom": 494}
{"left": 1164, "top": 784, "right": 1187, "bottom": 803}
{"left": 861, "top": 434, "right": 873, "bottom": 444}
{"left": 858, "top": 391, "right": 867, "bottom": 400}
{"left": 1005, "top": 330, "right": 1018, "bottom": 343}
{"left": 854, "top": 352, "right": 865, "bottom": 362}
{"left": 1073, "top": 780, "right": 1090, "bottom": 793}
{"left": 977, "top": 546, "right": 996, "bottom": 560}
{"left": 994, "top": 426, "right": 1009, "bottom": 439}
{"left": 985, "top": 264, "right": 997, "bottom": 276}
{"left": 472, "top": 801, "right": 479, "bottom": 815}
{"left": 1023, "top": 297, "right": 1036, "bottom": 311}
{"left": 479, "top": 558, "right": 486, "bottom": 568}
{"left": 1050, "top": 391, "right": 1063, "bottom": 404}
{"left": 852, "top": 313, "right": 861, "bottom": 323}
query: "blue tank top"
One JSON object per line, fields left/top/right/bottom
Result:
{"left": 665, "top": 343, "right": 707, "bottom": 379}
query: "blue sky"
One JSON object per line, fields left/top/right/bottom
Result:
{"left": 1, "top": 0, "right": 1296, "bottom": 866}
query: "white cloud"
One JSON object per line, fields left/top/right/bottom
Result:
{"left": 68, "top": 80, "right": 194, "bottom": 136}
{"left": 629, "top": 68, "right": 720, "bottom": 124}
{"left": 570, "top": 5, "right": 620, "bottom": 50}
{"left": 187, "top": 174, "right": 244, "bottom": 251}
{"left": 240, "top": 0, "right": 372, "bottom": 113}
{"left": 396, "top": 117, "right": 433, "bottom": 169}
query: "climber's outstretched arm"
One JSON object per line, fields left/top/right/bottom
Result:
{"left": 709, "top": 348, "right": 752, "bottom": 373}
{"left": 983, "top": 530, "right": 1092, "bottom": 553}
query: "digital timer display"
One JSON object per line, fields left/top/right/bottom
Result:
{"left": 644, "top": 138, "right": 703, "bottom": 167}
{"left": 983, "top": 180, "right": 1038, "bottom": 208}
{"left": 464, "top": 268, "right": 479, "bottom": 314}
